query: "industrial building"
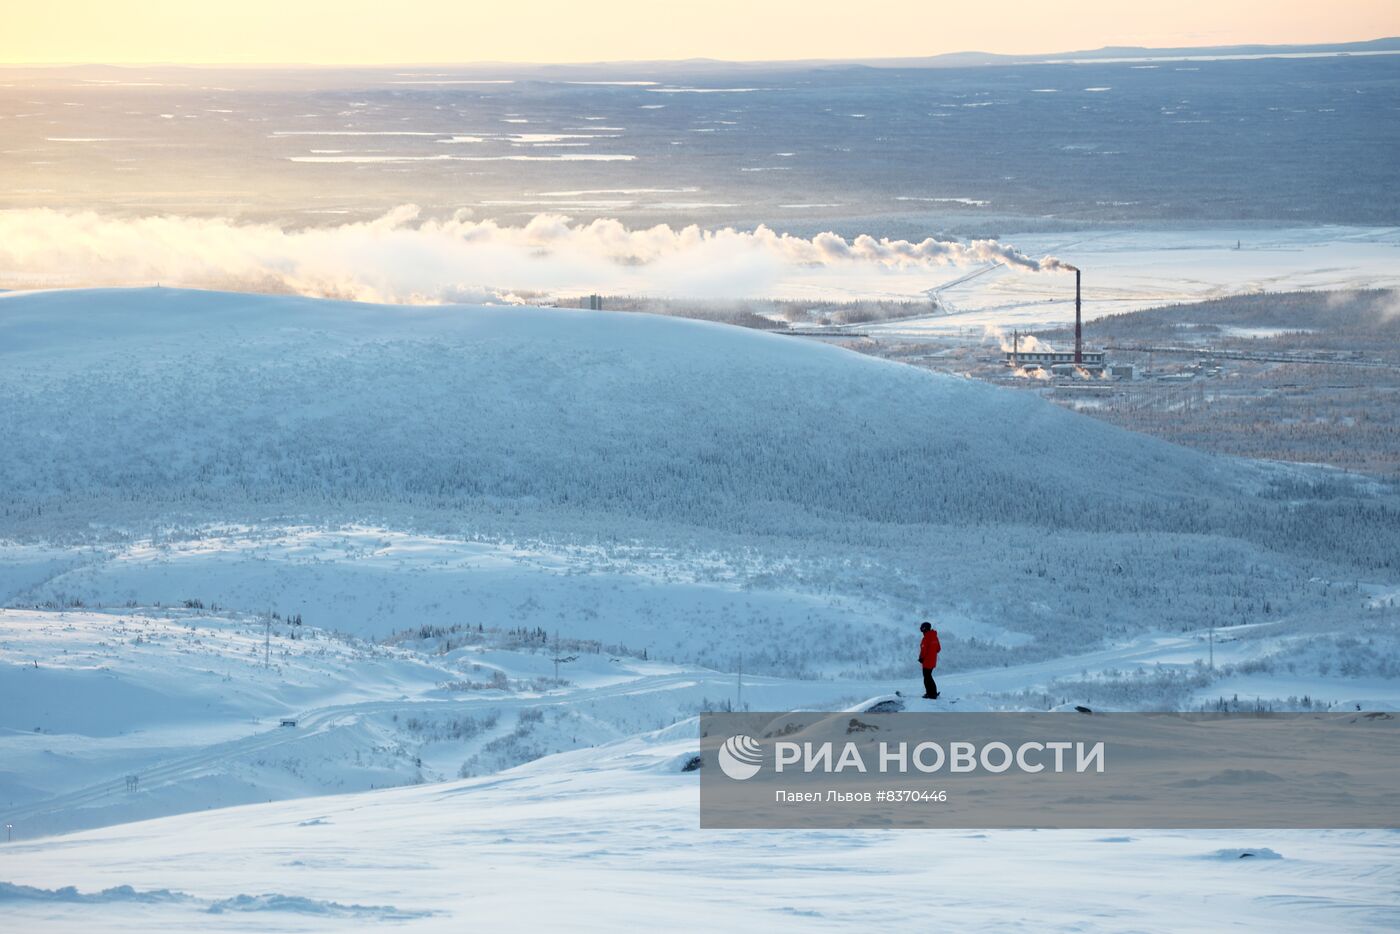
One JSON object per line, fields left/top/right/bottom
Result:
{"left": 1005, "top": 347, "right": 1106, "bottom": 370}
{"left": 1004, "top": 267, "right": 1109, "bottom": 375}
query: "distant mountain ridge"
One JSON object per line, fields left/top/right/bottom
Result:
{"left": 871, "top": 36, "right": 1400, "bottom": 69}
{"left": 3, "top": 37, "right": 1397, "bottom": 77}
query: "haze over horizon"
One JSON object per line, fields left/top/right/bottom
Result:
{"left": 6, "top": 0, "right": 1399, "bottom": 65}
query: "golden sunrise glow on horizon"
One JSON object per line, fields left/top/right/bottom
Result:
{"left": 5, "top": 0, "right": 1399, "bottom": 65}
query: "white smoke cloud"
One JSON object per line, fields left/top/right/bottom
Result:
{"left": 1013, "top": 366, "right": 1052, "bottom": 381}
{"left": 983, "top": 324, "right": 1054, "bottom": 353}
{"left": 0, "top": 206, "right": 1073, "bottom": 304}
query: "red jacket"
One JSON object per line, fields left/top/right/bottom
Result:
{"left": 920, "top": 630, "right": 941, "bottom": 669}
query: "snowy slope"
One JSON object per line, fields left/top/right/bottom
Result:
{"left": 2, "top": 729, "right": 1397, "bottom": 932}
{"left": 4, "top": 288, "right": 1396, "bottom": 673}
{"left": 6, "top": 597, "right": 1397, "bottom": 842}
{"left": 0, "top": 286, "right": 1351, "bottom": 540}
{"left": 0, "top": 605, "right": 908, "bottom": 838}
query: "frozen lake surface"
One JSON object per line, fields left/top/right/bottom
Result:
{"left": 3, "top": 54, "right": 1398, "bottom": 231}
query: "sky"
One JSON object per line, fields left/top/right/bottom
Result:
{"left": 5, "top": 0, "right": 1399, "bottom": 65}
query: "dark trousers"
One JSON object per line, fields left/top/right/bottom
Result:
{"left": 922, "top": 668, "right": 938, "bottom": 698}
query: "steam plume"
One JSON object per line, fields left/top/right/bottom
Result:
{"left": 0, "top": 206, "right": 1074, "bottom": 303}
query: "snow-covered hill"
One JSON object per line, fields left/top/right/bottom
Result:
{"left": 3, "top": 288, "right": 1396, "bottom": 670}
{"left": 0, "top": 287, "right": 1385, "bottom": 551}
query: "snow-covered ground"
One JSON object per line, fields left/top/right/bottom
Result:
{"left": 3, "top": 608, "right": 1398, "bottom": 930}
{"left": 6, "top": 594, "right": 1397, "bottom": 839}
{"left": 3, "top": 725, "right": 1398, "bottom": 931}
{"left": 0, "top": 604, "right": 897, "bottom": 839}
{"left": 3, "top": 287, "right": 1398, "bottom": 929}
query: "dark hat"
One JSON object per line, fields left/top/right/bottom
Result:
{"left": 919, "top": 621, "right": 932, "bottom": 632}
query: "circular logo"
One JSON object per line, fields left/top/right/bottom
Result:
{"left": 718, "top": 734, "right": 763, "bottom": 780}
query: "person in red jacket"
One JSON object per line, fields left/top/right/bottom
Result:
{"left": 918, "top": 621, "right": 941, "bottom": 700}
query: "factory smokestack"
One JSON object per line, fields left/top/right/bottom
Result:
{"left": 1074, "top": 267, "right": 1082, "bottom": 365}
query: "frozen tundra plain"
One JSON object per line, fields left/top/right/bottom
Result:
{"left": 1, "top": 287, "right": 1399, "bottom": 930}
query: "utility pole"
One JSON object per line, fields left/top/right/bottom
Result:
{"left": 264, "top": 612, "right": 271, "bottom": 669}
{"left": 5, "top": 822, "right": 12, "bottom": 842}
{"left": 550, "top": 630, "right": 576, "bottom": 687}
{"left": 736, "top": 653, "right": 743, "bottom": 712}
{"left": 1209, "top": 626, "right": 1215, "bottom": 670}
